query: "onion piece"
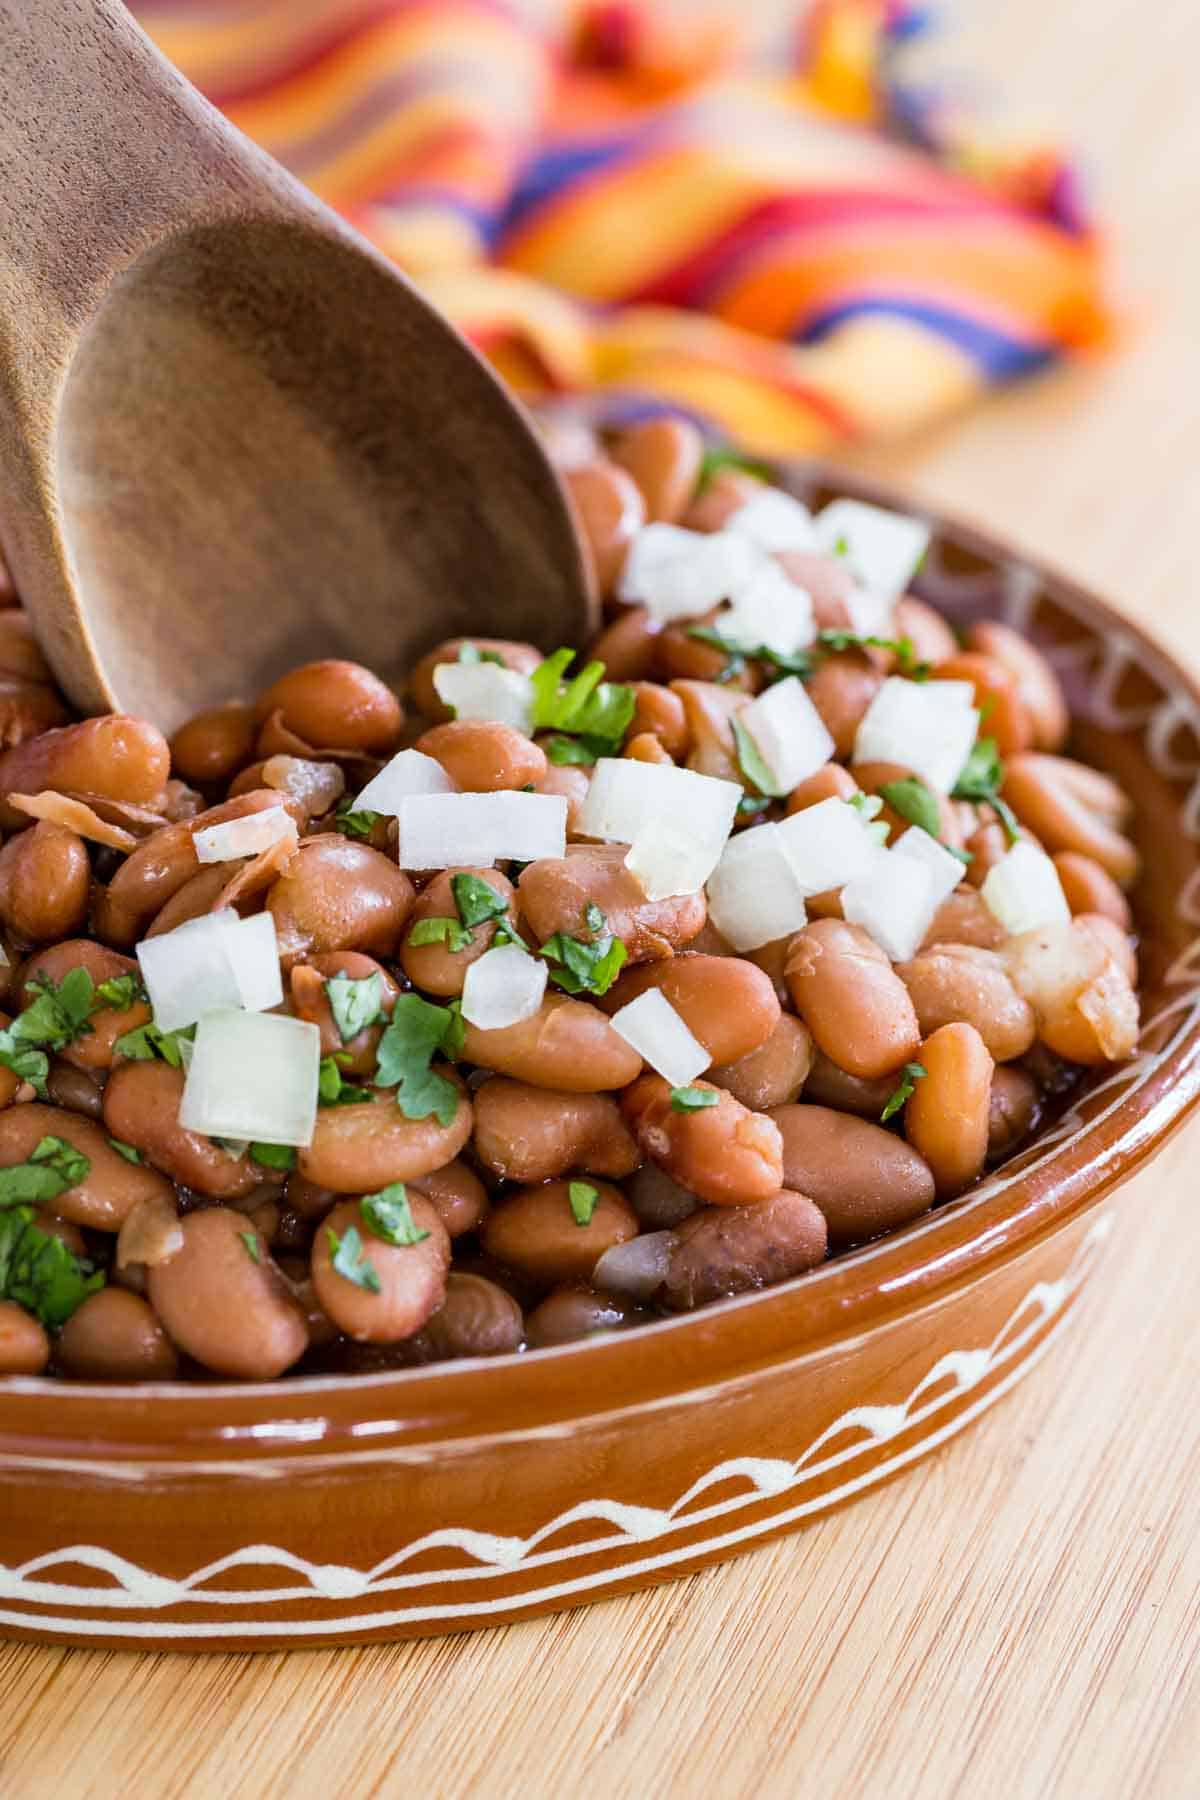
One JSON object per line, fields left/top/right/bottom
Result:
{"left": 853, "top": 677, "right": 979, "bottom": 793}
{"left": 610, "top": 989, "right": 709, "bottom": 1087}
{"left": 717, "top": 559, "right": 816, "bottom": 658}
{"left": 706, "top": 824, "right": 808, "bottom": 951}
{"left": 982, "top": 840, "right": 1071, "bottom": 936}
{"left": 736, "top": 677, "right": 834, "bottom": 795}
{"left": 841, "top": 849, "right": 937, "bottom": 963}
{"left": 8, "top": 791, "right": 137, "bottom": 852}
{"left": 461, "top": 943, "right": 547, "bottom": 1030}
{"left": 813, "top": 499, "right": 930, "bottom": 602}
{"left": 893, "top": 825, "right": 967, "bottom": 910}
{"left": 397, "top": 790, "right": 567, "bottom": 870}
{"left": 593, "top": 1230, "right": 675, "bottom": 1302}
{"left": 354, "top": 749, "right": 456, "bottom": 817}
{"left": 579, "top": 759, "right": 739, "bottom": 898}
{"left": 725, "top": 487, "right": 818, "bottom": 554}
{"left": 193, "top": 805, "right": 297, "bottom": 865}
{"left": 136, "top": 908, "right": 284, "bottom": 1033}
{"left": 775, "top": 796, "right": 880, "bottom": 897}
{"left": 618, "top": 523, "right": 762, "bottom": 625}
{"left": 178, "top": 1009, "right": 321, "bottom": 1147}
{"left": 433, "top": 661, "right": 535, "bottom": 733}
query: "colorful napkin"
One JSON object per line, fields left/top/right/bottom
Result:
{"left": 132, "top": 1, "right": 1110, "bottom": 454}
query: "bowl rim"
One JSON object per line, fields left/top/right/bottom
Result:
{"left": 4, "top": 464, "right": 1199, "bottom": 1456}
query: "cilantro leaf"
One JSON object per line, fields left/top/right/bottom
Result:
{"left": 543, "top": 734, "right": 602, "bottom": 766}
{"left": 408, "top": 916, "right": 473, "bottom": 952}
{"left": 250, "top": 1141, "right": 297, "bottom": 1170}
{"left": 737, "top": 794, "right": 771, "bottom": 818}
{"left": 107, "top": 1138, "right": 142, "bottom": 1165}
{"left": 880, "top": 1062, "right": 927, "bottom": 1124}
{"left": 0, "top": 1205, "right": 103, "bottom": 1328}
{"left": 457, "top": 643, "right": 506, "bottom": 667}
{"left": 239, "top": 1231, "right": 261, "bottom": 1264}
{"left": 325, "top": 972, "right": 385, "bottom": 1043}
{"left": 113, "top": 1021, "right": 194, "bottom": 1068}
{"left": 334, "top": 799, "right": 384, "bottom": 841}
{"left": 327, "top": 1223, "right": 381, "bottom": 1293}
{"left": 669, "top": 1087, "right": 719, "bottom": 1113}
{"left": 94, "top": 973, "right": 146, "bottom": 1012}
{"left": 451, "top": 873, "right": 509, "bottom": 931}
{"left": 0, "top": 1035, "right": 48, "bottom": 1099}
{"left": 529, "top": 649, "right": 635, "bottom": 756}
{"left": 318, "top": 1057, "right": 372, "bottom": 1108}
{"left": 731, "top": 716, "right": 787, "bottom": 800}
{"left": 373, "top": 995, "right": 463, "bottom": 1126}
{"left": 816, "top": 630, "right": 930, "bottom": 679}
{"left": 538, "top": 905, "right": 627, "bottom": 997}
{"left": 568, "top": 1181, "right": 599, "bottom": 1226}
{"left": 12, "top": 969, "right": 96, "bottom": 1051}
{"left": 687, "top": 627, "right": 815, "bottom": 682}
{"left": 951, "top": 736, "right": 1021, "bottom": 843}
{"left": 360, "top": 1183, "right": 430, "bottom": 1247}
{"left": 696, "top": 445, "right": 771, "bottom": 493}
{"left": 0, "top": 1136, "right": 90, "bottom": 1209}
{"left": 879, "top": 777, "right": 942, "bottom": 840}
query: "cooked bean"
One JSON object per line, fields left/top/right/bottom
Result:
{"left": 149, "top": 1208, "right": 308, "bottom": 1378}
{"left": 102, "top": 1063, "right": 259, "bottom": 1199}
{"left": 142, "top": 864, "right": 235, "bottom": 937}
{"left": 662, "top": 1190, "right": 827, "bottom": 1311}
{"left": 806, "top": 651, "right": 884, "bottom": 757}
{"left": 624, "top": 682, "right": 688, "bottom": 756}
{"left": 628, "top": 1162, "right": 700, "bottom": 1229}
{"left": 785, "top": 918, "right": 920, "bottom": 1079}
{"left": 298, "top": 1082, "right": 473, "bottom": 1192}
{"left": 768, "top": 1104, "right": 935, "bottom": 1245}
{"left": 611, "top": 417, "right": 705, "bottom": 524}
{"left": 967, "top": 621, "right": 1068, "bottom": 751}
{"left": 473, "top": 1078, "right": 640, "bottom": 1182}
{"left": 0, "top": 1300, "right": 50, "bottom": 1374}
{"left": 56, "top": 1288, "right": 179, "bottom": 1382}
{"left": 564, "top": 461, "right": 646, "bottom": 594}
{"left": 681, "top": 469, "right": 764, "bottom": 533}
{"left": 518, "top": 844, "right": 705, "bottom": 964}
{"left": 400, "top": 866, "right": 516, "bottom": 997}
{"left": 921, "top": 887, "right": 1007, "bottom": 951}
{"left": 930, "top": 653, "right": 1033, "bottom": 756}
{"left": 801, "top": 1050, "right": 895, "bottom": 1118}
{"left": 622, "top": 1075, "right": 783, "bottom": 1206}
{"left": 0, "top": 612, "right": 55, "bottom": 686}
{"left": 258, "top": 754, "right": 345, "bottom": 823}
{"left": 987, "top": 1065, "right": 1039, "bottom": 1162}
{"left": 45, "top": 1059, "right": 105, "bottom": 1119}
{"left": 253, "top": 660, "right": 403, "bottom": 754}
{"left": 525, "top": 1283, "right": 640, "bottom": 1347}
{"left": 851, "top": 761, "right": 964, "bottom": 850}
{"left": 0, "top": 1101, "right": 176, "bottom": 1228}
{"left": 0, "top": 716, "right": 170, "bottom": 830}
{"left": 656, "top": 617, "right": 755, "bottom": 692}
{"left": 535, "top": 761, "right": 590, "bottom": 832}
{"left": 708, "top": 1014, "right": 814, "bottom": 1110}
{"left": 669, "top": 677, "right": 747, "bottom": 779}
{"left": 897, "top": 944, "right": 1035, "bottom": 1062}
{"left": 1002, "top": 921, "right": 1139, "bottom": 1063}
{"left": 267, "top": 836, "right": 414, "bottom": 966}
{"left": 170, "top": 704, "right": 257, "bottom": 786}
{"left": 602, "top": 954, "right": 780, "bottom": 1065}
{"left": 892, "top": 597, "right": 958, "bottom": 668}
{"left": 312, "top": 1195, "right": 450, "bottom": 1343}
{"left": 482, "top": 1179, "right": 637, "bottom": 1287}
{"left": 1077, "top": 913, "right": 1138, "bottom": 986}
{"left": 116, "top": 1192, "right": 184, "bottom": 1270}
{"left": 21, "top": 940, "right": 151, "bottom": 1070}
{"left": 585, "top": 606, "right": 660, "bottom": 683}
{"left": 1002, "top": 753, "right": 1138, "bottom": 885}
{"left": 1053, "top": 851, "right": 1133, "bottom": 929}
{"left": 408, "top": 639, "right": 542, "bottom": 723}
{"left": 905, "top": 1023, "right": 994, "bottom": 1198}
{"left": 414, "top": 719, "right": 546, "bottom": 793}
{"left": 283, "top": 1173, "right": 338, "bottom": 1221}
{"left": 744, "top": 936, "right": 791, "bottom": 1007}
{"left": 772, "top": 550, "right": 858, "bottom": 630}
{"left": 463, "top": 993, "right": 643, "bottom": 1091}
{"left": 964, "top": 819, "right": 1010, "bottom": 888}
{"left": 785, "top": 762, "right": 860, "bottom": 814}
{"left": 0, "top": 822, "right": 89, "bottom": 942}
{"left": 0, "top": 680, "right": 67, "bottom": 747}
{"left": 288, "top": 950, "right": 399, "bottom": 1074}
{"left": 408, "top": 1159, "right": 489, "bottom": 1238}
{"left": 418, "top": 1273, "right": 524, "bottom": 1359}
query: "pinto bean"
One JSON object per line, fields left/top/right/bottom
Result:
{"left": 102, "top": 1063, "right": 259, "bottom": 1199}
{"left": 149, "top": 1208, "right": 308, "bottom": 1378}
{"left": 892, "top": 597, "right": 958, "bottom": 668}
{"left": 585, "top": 607, "right": 660, "bottom": 683}
{"left": 1053, "top": 851, "right": 1134, "bottom": 929}
{"left": 472, "top": 1079, "right": 640, "bottom": 1182}
{"left": 170, "top": 704, "right": 258, "bottom": 786}
{"left": 0, "top": 680, "right": 68, "bottom": 748}
{"left": 744, "top": 936, "right": 791, "bottom": 1007}
{"left": 967, "top": 622, "right": 1068, "bottom": 751}
{"left": 851, "top": 761, "right": 964, "bottom": 850}
{"left": 896, "top": 944, "right": 1035, "bottom": 1062}
{"left": 0, "top": 822, "right": 89, "bottom": 943}
{"left": 681, "top": 468, "right": 763, "bottom": 533}
{"left": 0, "top": 1300, "right": 50, "bottom": 1374}
{"left": 524, "top": 1283, "right": 640, "bottom": 1347}
{"left": 785, "top": 918, "right": 920, "bottom": 1079}
{"left": 401, "top": 866, "right": 516, "bottom": 997}
{"left": 904, "top": 1023, "right": 994, "bottom": 1198}
{"left": 601, "top": 954, "right": 780, "bottom": 1065}
{"left": 0, "top": 717, "right": 170, "bottom": 830}
{"left": 288, "top": 951, "right": 400, "bottom": 1074}
{"left": 805, "top": 651, "right": 883, "bottom": 758}
{"left": 1002, "top": 921, "right": 1139, "bottom": 1064}
{"left": 253, "top": 660, "right": 403, "bottom": 754}
{"left": 622, "top": 1075, "right": 783, "bottom": 1206}
{"left": 708, "top": 1014, "right": 814, "bottom": 1110}
{"left": 1077, "top": 913, "right": 1137, "bottom": 986}
{"left": 312, "top": 1194, "right": 450, "bottom": 1343}
{"left": 564, "top": 461, "right": 646, "bottom": 594}
{"left": 45, "top": 1060, "right": 105, "bottom": 1119}
{"left": 408, "top": 639, "right": 543, "bottom": 723}
{"left": 964, "top": 819, "right": 1010, "bottom": 888}
{"left": 267, "top": 837, "right": 414, "bottom": 966}
{"left": 298, "top": 1083, "right": 472, "bottom": 1192}
{"left": 482, "top": 1179, "right": 637, "bottom": 1287}
{"left": 988, "top": 1064, "right": 1040, "bottom": 1162}
{"left": 408, "top": 1160, "right": 489, "bottom": 1238}
{"left": 1002, "top": 753, "right": 1138, "bottom": 886}
{"left": 785, "top": 762, "right": 860, "bottom": 814}
{"left": 417, "top": 1273, "right": 524, "bottom": 1359}
{"left": 518, "top": 844, "right": 705, "bottom": 964}
{"left": 414, "top": 720, "right": 546, "bottom": 793}
{"left": 801, "top": 1051, "right": 894, "bottom": 1118}
{"left": 769, "top": 1104, "right": 935, "bottom": 1244}
{"left": 628, "top": 1162, "right": 700, "bottom": 1229}
{"left": 667, "top": 677, "right": 746, "bottom": 780}
{"left": 656, "top": 617, "right": 755, "bottom": 692}
{"left": 662, "top": 1190, "right": 827, "bottom": 1311}
{"left": 611, "top": 417, "right": 705, "bottom": 524}
{"left": 0, "top": 1102, "right": 176, "bottom": 1228}
{"left": 921, "top": 887, "right": 1007, "bottom": 951}
{"left": 624, "top": 682, "right": 688, "bottom": 756}
{"left": 116, "top": 1191, "right": 184, "bottom": 1271}
{"left": 56, "top": 1288, "right": 179, "bottom": 1382}
{"left": 462, "top": 993, "right": 643, "bottom": 1091}
{"left": 930, "top": 653, "right": 1033, "bottom": 756}
{"left": 20, "top": 941, "right": 151, "bottom": 1071}
{"left": 536, "top": 762, "right": 590, "bottom": 833}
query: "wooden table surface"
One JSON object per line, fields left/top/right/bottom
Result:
{"left": 3, "top": 2, "right": 1199, "bottom": 1794}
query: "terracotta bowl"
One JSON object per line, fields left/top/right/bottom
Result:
{"left": 3, "top": 466, "right": 1200, "bottom": 1652}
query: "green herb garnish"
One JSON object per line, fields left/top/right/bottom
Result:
{"left": 408, "top": 916, "right": 473, "bottom": 952}
{"left": 538, "top": 904, "right": 627, "bottom": 997}
{"left": 880, "top": 1062, "right": 927, "bottom": 1123}
{"left": 373, "top": 995, "right": 464, "bottom": 1126}
{"left": 878, "top": 777, "right": 942, "bottom": 840}
{"left": 817, "top": 629, "right": 930, "bottom": 679}
{"left": 0, "top": 1136, "right": 90, "bottom": 1209}
{"left": 568, "top": 1181, "right": 599, "bottom": 1227}
{"left": 107, "top": 1138, "right": 142, "bottom": 1165}
{"left": 318, "top": 1057, "right": 372, "bottom": 1108}
{"left": 731, "top": 716, "right": 786, "bottom": 800}
{"left": 250, "top": 1141, "right": 297, "bottom": 1171}
{"left": 334, "top": 799, "right": 385, "bottom": 841}
{"left": 543, "top": 734, "right": 600, "bottom": 766}
{"left": 529, "top": 648, "right": 635, "bottom": 760}
{"left": 0, "top": 1205, "right": 103, "bottom": 1328}
{"left": 457, "top": 643, "right": 506, "bottom": 667}
{"left": 0, "top": 968, "right": 103, "bottom": 1093}
{"left": 360, "top": 1183, "right": 430, "bottom": 1247}
{"left": 325, "top": 972, "right": 385, "bottom": 1043}
{"left": 686, "top": 627, "right": 815, "bottom": 682}
{"left": 951, "top": 736, "right": 1021, "bottom": 843}
{"left": 326, "top": 1223, "right": 381, "bottom": 1293}
{"left": 113, "top": 1021, "right": 195, "bottom": 1068}
{"left": 239, "top": 1231, "right": 261, "bottom": 1264}
{"left": 696, "top": 445, "right": 772, "bottom": 493}
{"left": 94, "top": 973, "right": 147, "bottom": 1012}
{"left": 669, "top": 1087, "right": 719, "bottom": 1113}
{"left": 451, "top": 874, "right": 509, "bottom": 931}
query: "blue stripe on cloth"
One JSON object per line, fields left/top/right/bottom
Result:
{"left": 797, "top": 297, "right": 1053, "bottom": 380}
{"left": 496, "top": 136, "right": 642, "bottom": 244}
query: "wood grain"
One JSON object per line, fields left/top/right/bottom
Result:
{"left": 2, "top": 0, "right": 1199, "bottom": 1793}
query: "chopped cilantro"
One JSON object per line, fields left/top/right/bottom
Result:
{"left": 451, "top": 874, "right": 509, "bottom": 931}
{"left": 817, "top": 630, "right": 930, "bottom": 679}
{"left": 250, "top": 1141, "right": 297, "bottom": 1171}
{"left": 325, "top": 972, "right": 385, "bottom": 1043}
{"left": 334, "top": 798, "right": 385, "bottom": 841}
{"left": 374, "top": 995, "right": 464, "bottom": 1126}
{"left": 360, "top": 1183, "right": 430, "bottom": 1247}
{"left": 94, "top": 973, "right": 147, "bottom": 1012}
{"left": 696, "top": 445, "right": 772, "bottom": 493}
{"left": 543, "top": 734, "right": 599, "bottom": 767}
{"left": 327, "top": 1223, "right": 381, "bottom": 1293}
{"left": 318, "top": 1057, "right": 372, "bottom": 1108}
{"left": 686, "top": 627, "right": 815, "bottom": 682}
{"left": 951, "top": 736, "right": 1021, "bottom": 843}
{"left": 457, "top": 643, "right": 506, "bottom": 667}
{"left": 737, "top": 793, "right": 771, "bottom": 818}
{"left": 568, "top": 1181, "right": 599, "bottom": 1226}
{"left": 731, "top": 716, "right": 786, "bottom": 800}
{"left": 880, "top": 1062, "right": 927, "bottom": 1123}
{"left": 879, "top": 777, "right": 942, "bottom": 840}
{"left": 107, "top": 1138, "right": 142, "bottom": 1165}
{"left": 529, "top": 648, "right": 635, "bottom": 758}
{"left": 239, "top": 1231, "right": 261, "bottom": 1264}
{"left": 0, "top": 1205, "right": 103, "bottom": 1328}
{"left": 409, "top": 916, "right": 473, "bottom": 952}
{"left": 113, "top": 1020, "right": 194, "bottom": 1068}
{"left": 538, "top": 904, "right": 627, "bottom": 997}
{"left": 5, "top": 970, "right": 97, "bottom": 1085}
{"left": 0, "top": 1136, "right": 90, "bottom": 1209}
{"left": 669, "top": 1087, "right": 719, "bottom": 1112}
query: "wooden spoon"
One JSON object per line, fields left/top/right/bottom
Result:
{"left": 0, "top": 0, "right": 594, "bottom": 732}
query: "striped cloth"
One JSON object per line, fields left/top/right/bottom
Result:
{"left": 132, "top": 1, "right": 1110, "bottom": 455}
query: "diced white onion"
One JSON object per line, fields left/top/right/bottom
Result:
{"left": 397, "top": 790, "right": 567, "bottom": 869}
{"left": 609, "top": 989, "right": 710, "bottom": 1087}
{"left": 842, "top": 850, "right": 937, "bottom": 963}
{"left": 814, "top": 499, "right": 930, "bottom": 602}
{"left": 737, "top": 677, "right": 835, "bottom": 795}
{"left": 179, "top": 1010, "right": 321, "bottom": 1147}
{"left": 725, "top": 487, "right": 818, "bottom": 554}
{"left": 705, "top": 824, "right": 808, "bottom": 951}
{"left": 618, "top": 523, "right": 762, "bottom": 625}
{"left": 592, "top": 1230, "right": 676, "bottom": 1301}
{"left": 853, "top": 677, "right": 980, "bottom": 793}
{"left": 981, "top": 840, "right": 1071, "bottom": 936}
{"left": 893, "top": 826, "right": 967, "bottom": 910}
{"left": 193, "top": 806, "right": 297, "bottom": 865}
{"left": 717, "top": 559, "right": 816, "bottom": 658}
{"left": 433, "top": 661, "right": 534, "bottom": 733}
{"left": 460, "top": 943, "right": 547, "bottom": 1030}
{"left": 775, "top": 796, "right": 880, "bottom": 897}
{"left": 354, "top": 749, "right": 456, "bottom": 816}
{"left": 136, "top": 908, "right": 284, "bottom": 1034}
{"left": 578, "top": 759, "right": 740, "bottom": 897}
{"left": 844, "top": 587, "right": 896, "bottom": 639}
